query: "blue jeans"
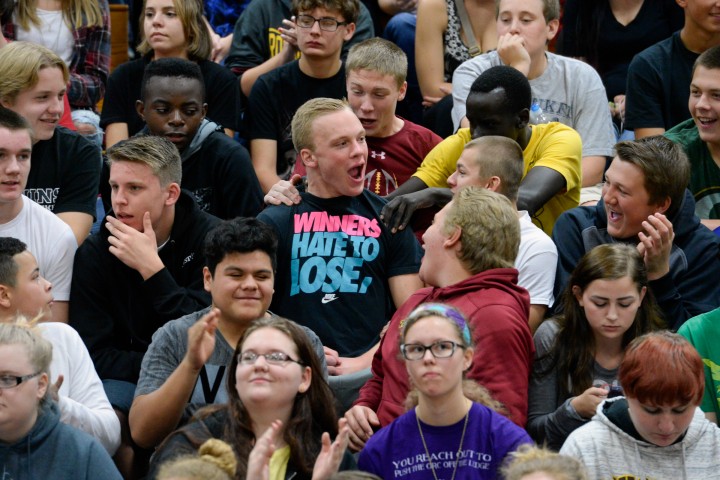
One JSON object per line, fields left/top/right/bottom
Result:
{"left": 102, "top": 379, "right": 136, "bottom": 414}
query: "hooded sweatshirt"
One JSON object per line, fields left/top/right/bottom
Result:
{"left": 560, "top": 397, "right": 720, "bottom": 479}
{"left": 127, "top": 119, "right": 263, "bottom": 220}
{"left": 0, "top": 401, "right": 121, "bottom": 479}
{"left": 552, "top": 190, "right": 720, "bottom": 329}
{"left": 354, "top": 268, "right": 533, "bottom": 427}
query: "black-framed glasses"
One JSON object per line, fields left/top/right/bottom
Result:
{"left": 0, "top": 372, "right": 42, "bottom": 389}
{"left": 400, "top": 341, "right": 465, "bottom": 361}
{"left": 296, "top": 14, "right": 348, "bottom": 32}
{"left": 238, "top": 351, "right": 304, "bottom": 366}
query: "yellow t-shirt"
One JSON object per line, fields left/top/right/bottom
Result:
{"left": 413, "top": 124, "right": 582, "bottom": 235}
{"left": 269, "top": 445, "right": 291, "bottom": 480}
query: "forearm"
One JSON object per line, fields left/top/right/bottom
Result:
{"left": 581, "top": 156, "right": 606, "bottom": 187}
{"left": 129, "top": 360, "right": 200, "bottom": 448}
{"left": 104, "top": 123, "right": 129, "bottom": 149}
{"left": 56, "top": 211, "right": 93, "bottom": 245}
{"left": 241, "top": 52, "right": 293, "bottom": 97}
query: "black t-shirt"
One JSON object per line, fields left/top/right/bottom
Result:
{"left": 625, "top": 32, "right": 698, "bottom": 130}
{"left": 257, "top": 190, "right": 422, "bottom": 356}
{"left": 245, "top": 61, "right": 347, "bottom": 177}
{"left": 100, "top": 56, "right": 242, "bottom": 135}
{"left": 26, "top": 126, "right": 101, "bottom": 217}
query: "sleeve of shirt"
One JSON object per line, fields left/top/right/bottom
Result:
{"left": 218, "top": 142, "right": 264, "bottom": 218}
{"left": 551, "top": 208, "right": 588, "bottom": 311}
{"left": 469, "top": 304, "right": 533, "bottom": 427}
{"left": 624, "top": 52, "right": 665, "bottom": 130}
{"left": 413, "top": 130, "right": 470, "bottom": 188}
{"left": 517, "top": 233, "right": 557, "bottom": 307}
{"left": 526, "top": 321, "right": 587, "bottom": 449}
{"left": 55, "top": 133, "right": 102, "bottom": 217}
{"left": 571, "top": 69, "right": 615, "bottom": 158}
{"left": 99, "top": 63, "right": 132, "bottom": 128}
{"left": 44, "top": 224, "right": 77, "bottom": 301}
{"left": 225, "top": 2, "right": 270, "bottom": 75}
{"left": 532, "top": 124, "right": 583, "bottom": 194}
{"left": 69, "top": 240, "right": 144, "bottom": 382}
{"left": 204, "top": 64, "right": 242, "bottom": 131}
{"left": 246, "top": 73, "right": 279, "bottom": 140}
{"left": 385, "top": 222, "right": 422, "bottom": 277}
{"left": 50, "top": 323, "right": 121, "bottom": 455}
{"left": 67, "top": 0, "right": 111, "bottom": 109}
{"left": 134, "top": 322, "right": 185, "bottom": 398}
{"left": 451, "top": 58, "right": 486, "bottom": 130}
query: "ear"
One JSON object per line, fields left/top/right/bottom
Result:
{"left": 201, "top": 102, "right": 208, "bottom": 120}
{"left": 654, "top": 196, "right": 671, "bottom": 215}
{"left": 0, "top": 285, "right": 13, "bottom": 309}
{"left": 397, "top": 81, "right": 408, "bottom": 102}
{"left": 164, "top": 182, "right": 181, "bottom": 206}
{"left": 638, "top": 285, "right": 647, "bottom": 304}
{"left": 36, "top": 372, "right": 48, "bottom": 401}
{"left": 676, "top": 0, "right": 687, "bottom": 8}
{"left": 300, "top": 148, "right": 316, "bottom": 168}
{"left": 486, "top": 176, "right": 502, "bottom": 193}
{"left": 136, "top": 100, "right": 146, "bottom": 121}
{"left": 203, "top": 266, "right": 213, "bottom": 293}
{"left": 546, "top": 18, "right": 560, "bottom": 42}
{"left": 463, "top": 346, "right": 474, "bottom": 371}
{"left": 298, "top": 365, "right": 312, "bottom": 394}
{"left": 572, "top": 285, "right": 583, "bottom": 306}
{"left": 517, "top": 108, "right": 530, "bottom": 128}
{"left": 343, "top": 22, "right": 356, "bottom": 42}
{"left": 443, "top": 225, "right": 462, "bottom": 249}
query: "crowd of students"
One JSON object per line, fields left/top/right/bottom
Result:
{"left": 0, "top": 0, "right": 720, "bottom": 478}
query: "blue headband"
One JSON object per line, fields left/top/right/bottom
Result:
{"left": 404, "top": 303, "right": 472, "bottom": 345}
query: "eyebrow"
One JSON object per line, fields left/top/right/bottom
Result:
{"left": 589, "top": 295, "right": 636, "bottom": 301}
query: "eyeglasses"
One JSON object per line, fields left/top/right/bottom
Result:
{"left": 0, "top": 372, "right": 41, "bottom": 389}
{"left": 400, "top": 341, "right": 465, "bottom": 361}
{"left": 238, "top": 351, "right": 304, "bottom": 366}
{"left": 296, "top": 14, "right": 348, "bottom": 32}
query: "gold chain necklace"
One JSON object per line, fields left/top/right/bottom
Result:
{"left": 416, "top": 406, "right": 470, "bottom": 480}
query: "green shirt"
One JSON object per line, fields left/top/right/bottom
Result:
{"left": 679, "top": 308, "right": 720, "bottom": 422}
{"left": 665, "top": 118, "right": 720, "bottom": 219}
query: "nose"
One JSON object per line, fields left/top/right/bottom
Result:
{"left": 168, "top": 110, "right": 184, "bottom": 126}
{"left": 606, "top": 303, "right": 618, "bottom": 322}
{"left": 113, "top": 187, "right": 128, "bottom": 206}
{"left": 253, "top": 355, "right": 269, "bottom": 370}
{"left": 5, "top": 156, "right": 20, "bottom": 174}
{"left": 48, "top": 95, "right": 64, "bottom": 116}
{"left": 508, "top": 18, "right": 521, "bottom": 34}
{"left": 239, "top": 276, "right": 258, "bottom": 290}
{"left": 657, "top": 414, "right": 674, "bottom": 435}
{"left": 42, "top": 276, "right": 52, "bottom": 293}
{"left": 310, "top": 19, "right": 322, "bottom": 34}
{"left": 447, "top": 171, "right": 457, "bottom": 188}
{"left": 695, "top": 93, "right": 710, "bottom": 111}
{"left": 151, "top": 11, "right": 162, "bottom": 26}
{"left": 360, "top": 96, "right": 373, "bottom": 113}
{"left": 422, "top": 347, "right": 436, "bottom": 364}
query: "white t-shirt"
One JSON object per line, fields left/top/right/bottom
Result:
{"left": 516, "top": 211, "right": 557, "bottom": 307}
{"left": 0, "top": 196, "right": 76, "bottom": 300}
{"left": 39, "top": 322, "right": 121, "bottom": 455}
{"left": 15, "top": 9, "right": 74, "bottom": 66}
{"left": 451, "top": 51, "right": 615, "bottom": 159}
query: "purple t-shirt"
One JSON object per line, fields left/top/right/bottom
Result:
{"left": 358, "top": 402, "right": 532, "bottom": 479}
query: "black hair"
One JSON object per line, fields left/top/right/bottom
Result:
{"left": 468, "top": 65, "right": 532, "bottom": 113}
{"left": 0, "top": 107, "right": 33, "bottom": 137}
{"left": 0, "top": 237, "right": 27, "bottom": 287}
{"left": 140, "top": 57, "right": 206, "bottom": 102}
{"left": 204, "top": 218, "right": 278, "bottom": 276}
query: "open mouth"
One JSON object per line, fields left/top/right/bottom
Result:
{"left": 349, "top": 165, "right": 363, "bottom": 180}
{"left": 696, "top": 116, "right": 717, "bottom": 127}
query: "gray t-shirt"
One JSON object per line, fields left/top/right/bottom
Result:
{"left": 135, "top": 307, "right": 328, "bottom": 422}
{"left": 526, "top": 319, "right": 619, "bottom": 450}
{"left": 451, "top": 51, "right": 615, "bottom": 159}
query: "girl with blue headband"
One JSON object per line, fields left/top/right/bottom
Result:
{"left": 358, "top": 303, "right": 531, "bottom": 479}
